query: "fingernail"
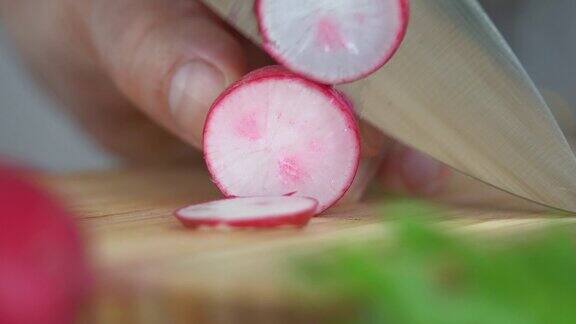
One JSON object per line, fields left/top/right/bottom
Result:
{"left": 169, "top": 60, "right": 226, "bottom": 146}
{"left": 400, "top": 149, "right": 448, "bottom": 196}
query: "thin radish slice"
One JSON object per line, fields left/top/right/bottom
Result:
{"left": 203, "top": 66, "right": 360, "bottom": 214}
{"left": 175, "top": 196, "right": 318, "bottom": 229}
{"left": 256, "top": 0, "right": 409, "bottom": 84}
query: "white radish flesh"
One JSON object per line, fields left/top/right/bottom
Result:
{"left": 203, "top": 66, "right": 360, "bottom": 213}
{"left": 256, "top": 0, "right": 409, "bottom": 84}
{"left": 175, "top": 196, "right": 318, "bottom": 229}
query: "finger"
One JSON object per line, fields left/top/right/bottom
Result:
{"left": 79, "top": 0, "right": 246, "bottom": 149}
{"left": 378, "top": 143, "right": 452, "bottom": 197}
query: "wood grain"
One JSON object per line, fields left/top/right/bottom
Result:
{"left": 40, "top": 167, "right": 575, "bottom": 323}
{"left": 202, "top": 0, "right": 576, "bottom": 213}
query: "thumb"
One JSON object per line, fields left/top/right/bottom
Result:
{"left": 82, "top": 0, "right": 245, "bottom": 149}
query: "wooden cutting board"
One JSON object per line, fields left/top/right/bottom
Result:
{"left": 40, "top": 167, "right": 575, "bottom": 323}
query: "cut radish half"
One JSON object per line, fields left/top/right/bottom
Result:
{"left": 255, "top": 0, "right": 410, "bottom": 84}
{"left": 203, "top": 66, "right": 360, "bottom": 213}
{"left": 175, "top": 196, "right": 318, "bottom": 229}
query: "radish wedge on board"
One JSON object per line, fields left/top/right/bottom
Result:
{"left": 175, "top": 196, "right": 318, "bottom": 229}
{"left": 256, "top": 0, "right": 409, "bottom": 84}
{"left": 203, "top": 66, "right": 360, "bottom": 214}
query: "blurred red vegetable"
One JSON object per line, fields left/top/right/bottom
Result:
{"left": 0, "top": 164, "right": 89, "bottom": 324}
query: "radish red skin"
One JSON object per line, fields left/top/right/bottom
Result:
{"left": 174, "top": 196, "right": 318, "bottom": 229}
{"left": 0, "top": 166, "right": 89, "bottom": 324}
{"left": 255, "top": 0, "right": 410, "bottom": 84}
{"left": 203, "top": 66, "right": 360, "bottom": 214}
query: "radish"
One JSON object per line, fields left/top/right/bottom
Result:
{"left": 255, "top": 0, "right": 409, "bottom": 84}
{"left": 175, "top": 196, "right": 318, "bottom": 229}
{"left": 0, "top": 165, "right": 89, "bottom": 324}
{"left": 203, "top": 66, "right": 360, "bottom": 214}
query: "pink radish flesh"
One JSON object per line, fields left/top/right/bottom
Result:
{"left": 256, "top": 0, "right": 409, "bottom": 84}
{"left": 175, "top": 196, "right": 318, "bottom": 229}
{"left": 203, "top": 66, "right": 360, "bottom": 213}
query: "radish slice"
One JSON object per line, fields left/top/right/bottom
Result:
{"left": 256, "top": 0, "right": 409, "bottom": 84}
{"left": 203, "top": 66, "right": 360, "bottom": 214}
{"left": 175, "top": 196, "right": 318, "bottom": 229}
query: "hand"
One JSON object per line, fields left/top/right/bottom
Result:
{"left": 0, "top": 0, "right": 450, "bottom": 196}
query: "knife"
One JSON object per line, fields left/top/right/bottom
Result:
{"left": 202, "top": 0, "right": 576, "bottom": 212}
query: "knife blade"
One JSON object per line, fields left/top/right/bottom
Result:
{"left": 202, "top": 0, "right": 576, "bottom": 212}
